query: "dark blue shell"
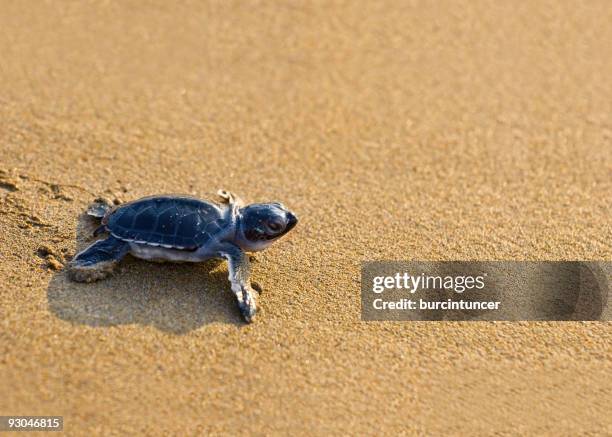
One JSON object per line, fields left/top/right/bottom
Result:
{"left": 105, "top": 195, "right": 224, "bottom": 250}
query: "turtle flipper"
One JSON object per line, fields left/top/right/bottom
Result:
{"left": 87, "top": 197, "right": 114, "bottom": 218}
{"left": 217, "top": 189, "right": 245, "bottom": 207}
{"left": 219, "top": 243, "right": 257, "bottom": 322}
{"left": 93, "top": 225, "right": 107, "bottom": 237}
{"left": 67, "top": 235, "right": 130, "bottom": 283}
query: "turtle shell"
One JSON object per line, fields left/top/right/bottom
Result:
{"left": 104, "top": 195, "right": 225, "bottom": 250}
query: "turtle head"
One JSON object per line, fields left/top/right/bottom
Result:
{"left": 236, "top": 202, "right": 298, "bottom": 251}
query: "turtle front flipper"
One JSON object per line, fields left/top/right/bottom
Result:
{"left": 217, "top": 189, "right": 245, "bottom": 207}
{"left": 218, "top": 243, "right": 257, "bottom": 322}
{"left": 67, "top": 235, "right": 130, "bottom": 283}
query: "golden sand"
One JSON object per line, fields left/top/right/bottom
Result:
{"left": 0, "top": 1, "right": 610, "bottom": 434}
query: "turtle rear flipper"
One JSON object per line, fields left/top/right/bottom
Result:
{"left": 93, "top": 224, "right": 108, "bottom": 237}
{"left": 87, "top": 198, "right": 113, "bottom": 218}
{"left": 67, "top": 235, "right": 129, "bottom": 282}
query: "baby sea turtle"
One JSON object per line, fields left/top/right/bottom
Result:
{"left": 67, "top": 190, "right": 298, "bottom": 322}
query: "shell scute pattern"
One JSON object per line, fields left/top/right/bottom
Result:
{"left": 156, "top": 207, "right": 179, "bottom": 234}
{"left": 106, "top": 196, "right": 223, "bottom": 250}
{"left": 205, "top": 221, "right": 222, "bottom": 235}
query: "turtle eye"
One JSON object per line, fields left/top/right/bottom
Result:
{"left": 268, "top": 222, "right": 282, "bottom": 232}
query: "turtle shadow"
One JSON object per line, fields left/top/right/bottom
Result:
{"left": 46, "top": 213, "right": 246, "bottom": 334}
